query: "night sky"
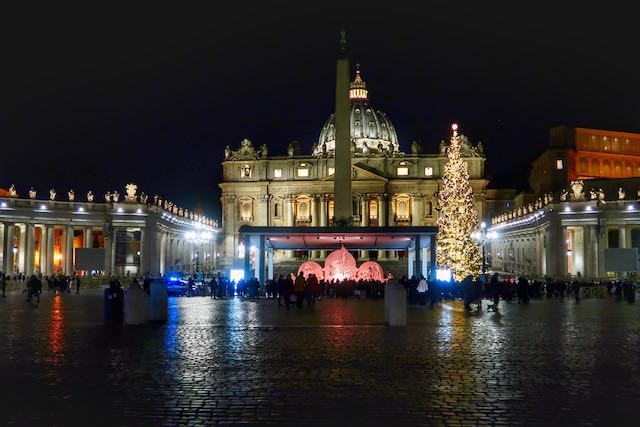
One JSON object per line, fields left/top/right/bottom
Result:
{"left": 3, "top": 2, "right": 639, "bottom": 220}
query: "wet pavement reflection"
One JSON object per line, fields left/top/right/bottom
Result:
{"left": 1, "top": 291, "right": 639, "bottom": 425}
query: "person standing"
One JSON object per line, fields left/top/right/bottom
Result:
{"left": 276, "top": 275, "right": 284, "bottom": 305}
{"left": 294, "top": 272, "right": 306, "bottom": 309}
{"left": 417, "top": 275, "right": 428, "bottom": 306}
{"left": 306, "top": 273, "right": 320, "bottom": 306}
{"left": 1, "top": 272, "right": 6, "bottom": 298}
{"left": 488, "top": 273, "right": 500, "bottom": 311}
{"left": 462, "top": 275, "right": 473, "bottom": 311}
{"left": 75, "top": 274, "right": 81, "bottom": 294}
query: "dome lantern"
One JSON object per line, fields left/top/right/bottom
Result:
{"left": 349, "top": 63, "right": 368, "bottom": 102}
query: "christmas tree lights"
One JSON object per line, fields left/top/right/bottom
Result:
{"left": 436, "top": 123, "right": 482, "bottom": 281}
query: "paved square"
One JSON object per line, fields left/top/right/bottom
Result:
{"left": 1, "top": 291, "right": 639, "bottom": 426}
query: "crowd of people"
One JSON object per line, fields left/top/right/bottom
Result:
{"left": 0, "top": 271, "right": 83, "bottom": 302}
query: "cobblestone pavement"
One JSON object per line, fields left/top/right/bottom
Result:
{"left": 1, "top": 291, "right": 639, "bottom": 426}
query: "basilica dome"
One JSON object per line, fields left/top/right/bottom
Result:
{"left": 315, "top": 67, "right": 399, "bottom": 156}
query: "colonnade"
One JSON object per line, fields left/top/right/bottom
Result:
{"left": 0, "top": 222, "right": 218, "bottom": 277}
{"left": 0, "top": 222, "right": 95, "bottom": 276}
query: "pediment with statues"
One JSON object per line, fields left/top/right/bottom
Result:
{"left": 224, "top": 138, "right": 268, "bottom": 161}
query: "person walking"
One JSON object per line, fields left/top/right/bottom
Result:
{"left": 417, "top": 275, "right": 428, "bottom": 306}
{"left": 209, "top": 277, "right": 218, "bottom": 299}
{"left": 294, "top": 272, "right": 306, "bottom": 309}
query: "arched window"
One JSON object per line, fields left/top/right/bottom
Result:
{"left": 369, "top": 200, "right": 378, "bottom": 219}
{"left": 274, "top": 201, "right": 281, "bottom": 218}
{"left": 299, "top": 201, "right": 309, "bottom": 218}
{"left": 577, "top": 157, "right": 588, "bottom": 173}
{"left": 590, "top": 159, "right": 601, "bottom": 175}
{"left": 395, "top": 194, "right": 411, "bottom": 220}
{"left": 614, "top": 161, "right": 622, "bottom": 176}
{"left": 625, "top": 162, "right": 634, "bottom": 177}
{"left": 239, "top": 198, "right": 253, "bottom": 221}
{"left": 603, "top": 160, "right": 611, "bottom": 176}
{"left": 328, "top": 200, "right": 334, "bottom": 219}
{"left": 425, "top": 200, "right": 433, "bottom": 216}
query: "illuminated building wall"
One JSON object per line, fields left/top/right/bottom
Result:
{"left": 530, "top": 126, "right": 640, "bottom": 195}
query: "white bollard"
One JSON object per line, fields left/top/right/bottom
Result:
{"left": 148, "top": 278, "right": 168, "bottom": 322}
{"left": 385, "top": 281, "right": 407, "bottom": 326}
{"left": 124, "top": 282, "right": 146, "bottom": 325}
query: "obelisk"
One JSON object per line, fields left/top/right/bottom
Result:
{"left": 333, "top": 29, "right": 352, "bottom": 222}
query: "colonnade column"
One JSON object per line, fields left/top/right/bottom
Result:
{"left": 110, "top": 226, "right": 117, "bottom": 275}
{"left": 65, "top": 225, "right": 74, "bottom": 275}
{"left": 85, "top": 226, "right": 93, "bottom": 249}
{"left": 139, "top": 227, "right": 147, "bottom": 275}
{"left": 17, "top": 225, "right": 26, "bottom": 274}
{"left": 40, "top": 226, "right": 48, "bottom": 274}
{"left": 46, "top": 225, "right": 55, "bottom": 275}
{"left": 0, "top": 224, "right": 4, "bottom": 272}
{"left": 619, "top": 226, "right": 627, "bottom": 248}
{"left": 4, "top": 223, "right": 15, "bottom": 275}
{"left": 25, "top": 223, "right": 35, "bottom": 276}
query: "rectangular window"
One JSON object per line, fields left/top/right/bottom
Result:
{"left": 397, "top": 167, "right": 409, "bottom": 176}
{"left": 274, "top": 168, "right": 282, "bottom": 178}
{"left": 328, "top": 167, "right": 335, "bottom": 176}
{"left": 556, "top": 159, "right": 564, "bottom": 170}
{"left": 424, "top": 167, "right": 433, "bottom": 176}
{"left": 297, "top": 168, "right": 309, "bottom": 177}
{"left": 241, "top": 165, "right": 252, "bottom": 178}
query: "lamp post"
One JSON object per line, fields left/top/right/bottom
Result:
{"left": 185, "top": 228, "right": 213, "bottom": 274}
{"left": 471, "top": 222, "right": 497, "bottom": 274}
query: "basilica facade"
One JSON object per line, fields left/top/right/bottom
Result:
{"left": 219, "top": 68, "right": 488, "bottom": 269}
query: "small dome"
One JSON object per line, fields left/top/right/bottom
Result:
{"left": 315, "top": 66, "right": 399, "bottom": 156}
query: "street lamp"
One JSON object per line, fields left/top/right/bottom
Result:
{"left": 185, "top": 229, "right": 213, "bottom": 274}
{"left": 472, "top": 221, "right": 498, "bottom": 274}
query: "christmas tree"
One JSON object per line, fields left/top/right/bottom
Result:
{"left": 436, "top": 124, "right": 482, "bottom": 281}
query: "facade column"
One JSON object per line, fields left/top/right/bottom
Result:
{"left": 0, "top": 223, "right": 4, "bottom": 272}
{"left": 388, "top": 195, "right": 397, "bottom": 227}
{"left": 311, "top": 195, "right": 319, "bottom": 258}
{"left": 4, "top": 223, "right": 15, "bottom": 275}
{"left": 243, "top": 235, "right": 251, "bottom": 281}
{"left": 26, "top": 223, "right": 35, "bottom": 276}
{"left": 360, "top": 194, "right": 368, "bottom": 226}
{"left": 46, "top": 225, "right": 55, "bottom": 275}
{"left": 286, "top": 196, "right": 295, "bottom": 259}
{"left": 411, "top": 194, "right": 423, "bottom": 226}
{"left": 65, "top": 225, "right": 74, "bottom": 275}
{"left": 560, "top": 226, "right": 568, "bottom": 277}
{"left": 320, "top": 195, "right": 328, "bottom": 258}
{"left": 378, "top": 194, "right": 387, "bottom": 260}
